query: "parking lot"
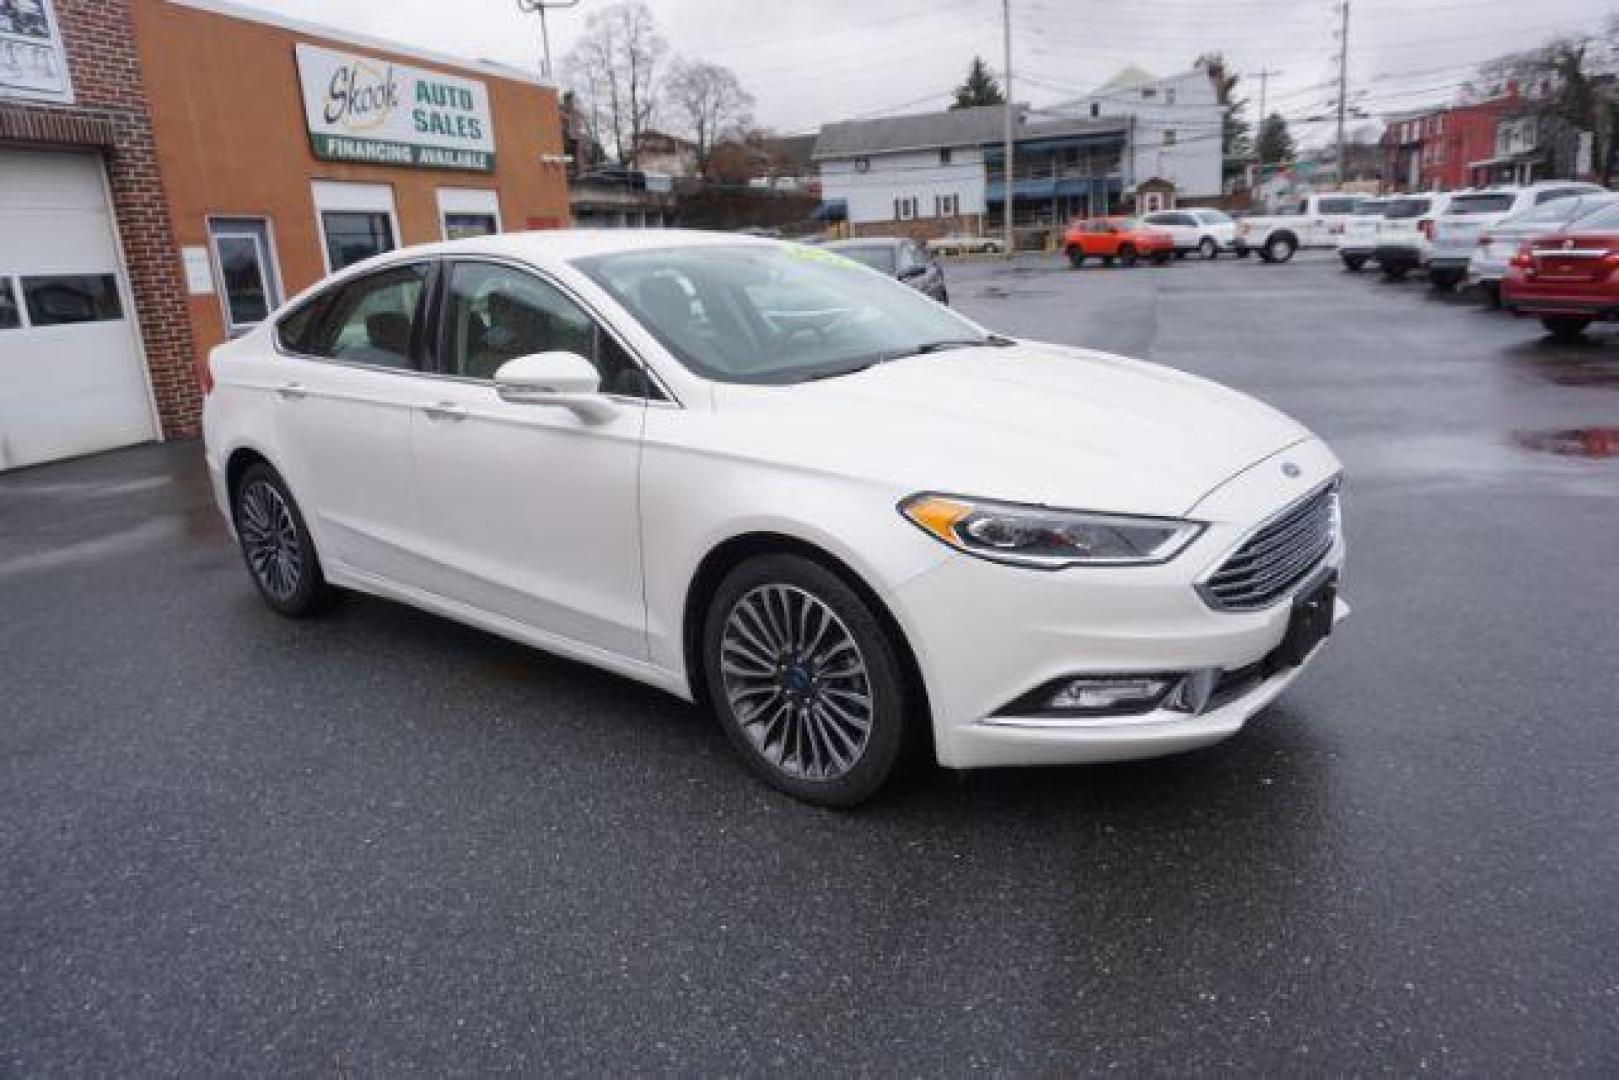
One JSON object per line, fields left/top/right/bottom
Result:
{"left": 3, "top": 251, "right": 1616, "bottom": 1074}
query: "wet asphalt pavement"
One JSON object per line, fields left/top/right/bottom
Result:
{"left": 3, "top": 252, "right": 1617, "bottom": 1075}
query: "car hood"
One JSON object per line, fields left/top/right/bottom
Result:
{"left": 709, "top": 341, "right": 1312, "bottom": 517}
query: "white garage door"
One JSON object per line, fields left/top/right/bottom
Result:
{"left": 0, "top": 148, "right": 158, "bottom": 471}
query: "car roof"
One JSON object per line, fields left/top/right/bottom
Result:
{"left": 824, "top": 237, "right": 903, "bottom": 249}
{"left": 383, "top": 228, "right": 778, "bottom": 267}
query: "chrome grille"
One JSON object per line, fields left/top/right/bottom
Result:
{"left": 1199, "top": 483, "right": 1339, "bottom": 611}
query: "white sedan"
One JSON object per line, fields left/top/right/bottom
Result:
{"left": 926, "top": 234, "right": 1006, "bottom": 256}
{"left": 203, "top": 230, "right": 1346, "bottom": 806}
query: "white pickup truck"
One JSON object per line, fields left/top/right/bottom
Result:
{"left": 1234, "top": 192, "right": 1366, "bottom": 263}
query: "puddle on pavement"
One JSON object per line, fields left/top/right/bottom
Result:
{"left": 1512, "top": 428, "right": 1619, "bottom": 459}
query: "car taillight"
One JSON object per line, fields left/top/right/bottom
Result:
{"left": 200, "top": 352, "right": 216, "bottom": 395}
{"left": 1602, "top": 250, "right": 1619, "bottom": 268}
{"left": 1509, "top": 246, "right": 1534, "bottom": 270}
{"left": 1418, "top": 220, "right": 1435, "bottom": 241}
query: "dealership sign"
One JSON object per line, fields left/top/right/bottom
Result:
{"left": 295, "top": 43, "right": 496, "bottom": 172}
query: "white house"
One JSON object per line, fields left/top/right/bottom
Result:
{"left": 1044, "top": 64, "right": 1223, "bottom": 201}
{"left": 813, "top": 105, "right": 1129, "bottom": 235}
{"left": 813, "top": 106, "right": 1002, "bottom": 230}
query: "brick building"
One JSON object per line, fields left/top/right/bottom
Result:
{"left": 1380, "top": 93, "right": 1517, "bottom": 192}
{"left": 1, "top": 0, "right": 569, "bottom": 471}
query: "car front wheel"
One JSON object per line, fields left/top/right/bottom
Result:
{"left": 232, "top": 462, "right": 332, "bottom": 617}
{"left": 702, "top": 554, "right": 910, "bottom": 807}
{"left": 1199, "top": 237, "right": 1219, "bottom": 260}
{"left": 1066, "top": 247, "right": 1085, "bottom": 269}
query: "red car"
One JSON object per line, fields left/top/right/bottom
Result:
{"left": 1062, "top": 216, "right": 1175, "bottom": 269}
{"left": 1502, "top": 199, "right": 1619, "bottom": 341}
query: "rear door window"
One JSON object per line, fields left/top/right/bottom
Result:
{"left": 1447, "top": 193, "right": 1515, "bottom": 215}
{"left": 1317, "top": 197, "right": 1360, "bottom": 215}
{"left": 303, "top": 263, "right": 431, "bottom": 370}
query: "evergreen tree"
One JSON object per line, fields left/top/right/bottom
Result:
{"left": 1255, "top": 112, "right": 1295, "bottom": 165}
{"left": 951, "top": 56, "right": 1006, "bottom": 110}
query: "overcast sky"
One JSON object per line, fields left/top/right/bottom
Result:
{"left": 243, "top": 0, "right": 1613, "bottom": 145}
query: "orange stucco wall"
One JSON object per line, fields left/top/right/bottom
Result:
{"left": 132, "top": 0, "right": 569, "bottom": 363}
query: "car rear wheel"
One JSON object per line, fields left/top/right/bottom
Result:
{"left": 1480, "top": 281, "right": 1501, "bottom": 309}
{"left": 1199, "top": 237, "right": 1219, "bottom": 260}
{"left": 702, "top": 555, "right": 910, "bottom": 807}
{"left": 1341, "top": 253, "right": 1366, "bottom": 272}
{"left": 1541, "top": 316, "right": 1592, "bottom": 342}
{"left": 1382, "top": 263, "right": 1411, "bottom": 281}
{"left": 1262, "top": 235, "right": 1296, "bottom": 263}
{"left": 1118, "top": 244, "right": 1138, "bottom": 268}
{"left": 1066, "top": 247, "right": 1085, "bottom": 269}
{"left": 232, "top": 462, "right": 332, "bottom": 617}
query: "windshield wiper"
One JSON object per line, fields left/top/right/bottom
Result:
{"left": 906, "top": 333, "right": 1018, "bottom": 356}
{"left": 805, "top": 361, "right": 881, "bottom": 381}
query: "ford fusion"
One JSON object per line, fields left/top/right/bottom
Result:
{"left": 203, "top": 231, "right": 1347, "bottom": 806}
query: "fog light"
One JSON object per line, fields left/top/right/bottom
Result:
{"left": 1166, "top": 668, "right": 1220, "bottom": 714}
{"left": 1045, "top": 676, "right": 1172, "bottom": 713}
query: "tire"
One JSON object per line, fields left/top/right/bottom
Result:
{"left": 1341, "top": 254, "right": 1366, "bottom": 272}
{"left": 1199, "top": 237, "right": 1219, "bottom": 260}
{"left": 701, "top": 554, "right": 911, "bottom": 807}
{"left": 1429, "top": 269, "right": 1463, "bottom": 292}
{"left": 1066, "top": 247, "right": 1085, "bottom": 269}
{"left": 1102, "top": 255, "right": 1115, "bottom": 267}
{"left": 1541, "top": 315, "right": 1591, "bottom": 342}
{"left": 1118, "top": 244, "right": 1138, "bottom": 268}
{"left": 1480, "top": 282, "right": 1502, "bottom": 310}
{"left": 1264, "top": 234, "right": 1297, "bottom": 263}
{"left": 231, "top": 461, "right": 332, "bottom": 618}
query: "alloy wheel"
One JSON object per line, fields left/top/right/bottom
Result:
{"left": 238, "top": 478, "right": 303, "bottom": 601}
{"left": 719, "top": 584, "right": 874, "bottom": 781}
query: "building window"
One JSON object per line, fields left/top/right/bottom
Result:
{"left": 1089, "top": 102, "right": 1100, "bottom": 118}
{"left": 1141, "top": 87, "right": 1156, "bottom": 99}
{"left": 895, "top": 196, "right": 918, "bottom": 221}
{"left": 437, "top": 188, "right": 502, "bottom": 240}
{"left": 208, "top": 217, "right": 281, "bottom": 333}
{"left": 1163, "top": 129, "right": 1177, "bottom": 146}
{"left": 935, "top": 193, "right": 959, "bottom": 217}
{"left": 1166, "top": 88, "right": 1177, "bottom": 105}
{"left": 322, "top": 212, "right": 395, "bottom": 272}
{"left": 0, "top": 279, "right": 20, "bottom": 329}
{"left": 21, "top": 275, "right": 123, "bottom": 325}
{"left": 311, "top": 181, "right": 400, "bottom": 273}
{"left": 940, "top": 147, "right": 952, "bottom": 166}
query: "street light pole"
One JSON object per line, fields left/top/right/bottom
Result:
{"left": 516, "top": 0, "right": 579, "bottom": 82}
{"left": 1001, "top": 0, "right": 1014, "bottom": 258}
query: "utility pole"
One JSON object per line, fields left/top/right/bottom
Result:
{"left": 516, "top": 0, "right": 579, "bottom": 82}
{"left": 1001, "top": 0, "right": 1015, "bottom": 258}
{"left": 1335, "top": 0, "right": 1351, "bottom": 184}
{"left": 1252, "top": 66, "right": 1282, "bottom": 157}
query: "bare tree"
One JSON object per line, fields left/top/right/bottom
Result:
{"left": 560, "top": 1, "right": 668, "bottom": 166}
{"left": 666, "top": 59, "right": 754, "bottom": 172}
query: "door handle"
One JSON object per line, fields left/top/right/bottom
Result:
{"left": 422, "top": 402, "right": 467, "bottom": 422}
{"left": 276, "top": 381, "right": 306, "bottom": 401}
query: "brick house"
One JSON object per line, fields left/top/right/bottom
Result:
{"left": 1379, "top": 93, "right": 1517, "bottom": 192}
{"left": 1, "top": 0, "right": 569, "bottom": 471}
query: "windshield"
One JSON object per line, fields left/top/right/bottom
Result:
{"left": 826, "top": 244, "right": 896, "bottom": 274}
{"left": 1384, "top": 198, "right": 1432, "bottom": 219}
{"left": 1447, "top": 193, "right": 1515, "bottom": 215}
{"left": 575, "top": 243, "right": 997, "bottom": 385}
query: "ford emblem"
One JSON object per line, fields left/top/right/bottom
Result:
{"left": 1282, "top": 461, "right": 1302, "bottom": 478}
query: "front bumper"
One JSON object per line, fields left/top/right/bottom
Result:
{"left": 888, "top": 438, "right": 1347, "bottom": 769}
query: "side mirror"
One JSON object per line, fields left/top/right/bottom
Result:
{"left": 493, "top": 351, "right": 617, "bottom": 423}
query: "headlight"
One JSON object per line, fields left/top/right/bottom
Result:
{"left": 899, "top": 494, "right": 1204, "bottom": 568}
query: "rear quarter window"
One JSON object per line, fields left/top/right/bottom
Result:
{"left": 1317, "top": 198, "right": 1360, "bottom": 215}
{"left": 276, "top": 297, "right": 326, "bottom": 353}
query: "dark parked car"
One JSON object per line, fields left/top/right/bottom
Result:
{"left": 823, "top": 237, "right": 949, "bottom": 303}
